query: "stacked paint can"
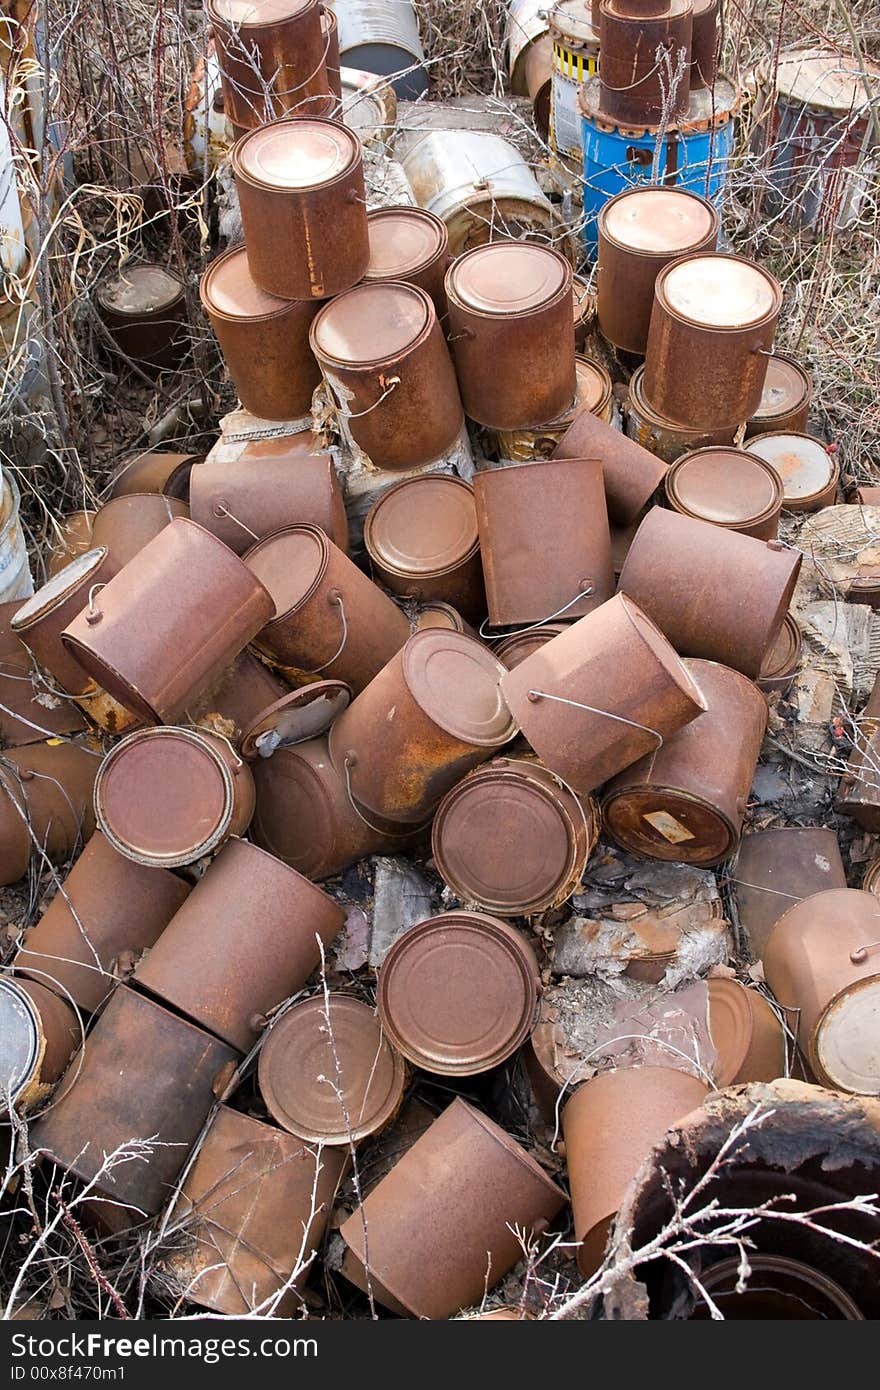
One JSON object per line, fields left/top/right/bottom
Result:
{"left": 547, "top": 1, "right": 600, "bottom": 170}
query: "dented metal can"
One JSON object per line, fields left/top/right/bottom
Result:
{"left": 553, "top": 405, "right": 668, "bottom": 523}
{"left": 189, "top": 451, "right": 348, "bottom": 555}
{"left": 0, "top": 740, "right": 98, "bottom": 887}
{"left": 364, "top": 475, "right": 484, "bottom": 621}
{"left": 207, "top": 0, "right": 331, "bottom": 130}
{"left": 598, "top": 0, "right": 693, "bottom": 127}
{"left": 0, "top": 975, "right": 80, "bottom": 1117}
{"left": 708, "top": 978, "right": 786, "bottom": 1086}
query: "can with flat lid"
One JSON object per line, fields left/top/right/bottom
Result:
{"left": 598, "top": 0, "right": 693, "bottom": 127}
{"left": 258, "top": 993, "right": 407, "bottom": 1143}
{"left": 445, "top": 243, "right": 576, "bottom": 431}
{"left": 413, "top": 601, "right": 475, "bottom": 636}
{"left": 310, "top": 281, "right": 464, "bottom": 469}
{"left": 207, "top": 0, "right": 330, "bottom": 130}
{"left": 364, "top": 475, "right": 483, "bottom": 621}
{"left": 494, "top": 624, "right": 569, "bottom": 670}
{"left": 495, "top": 356, "right": 613, "bottom": 463}
{"left": 240, "top": 680, "right": 351, "bottom": 761}
{"left": 89, "top": 494, "right": 189, "bottom": 575}
{"left": 707, "top": 978, "right": 786, "bottom": 1086}
{"left": 0, "top": 740, "right": 98, "bottom": 887}
{"left": 625, "top": 363, "right": 737, "bottom": 462}
{"left": 547, "top": 0, "right": 600, "bottom": 164}
{"left": 664, "top": 446, "right": 784, "bottom": 540}
{"left": 432, "top": 756, "right": 598, "bottom": 916}
{"left": 757, "top": 612, "right": 802, "bottom": 694}
{"left": 96, "top": 263, "right": 187, "bottom": 370}
{"left": 602, "top": 658, "right": 767, "bottom": 866}
{"left": 732, "top": 827, "right": 846, "bottom": 959}
{"left": 0, "top": 975, "right": 79, "bottom": 1117}
{"left": 644, "top": 254, "right": 783, "bottom": 430}
{"left": 745, "top": 353, "right": 812, "bottom": 438}
{"left": 362, "top": 206, "right": 449, "bottom": 315}
{"left": 243, "top": 524, "right": 409, "bottom": 693}
{"left": 746, "top": 431, "right": 839, "bottom": 512}
{"left": 474, "top": 457, "right": 614, "bottom": 626}
{"left": 377, "top": 912, "right": 539, "bottom": 1075}
{"left": 763, "top": 888, "right": 880, "bottom": 1095}
{"left": 597, "top": 187, "right": 719, "bottom": 355}
{"left": 328, "top": 629, "right": 517, "bottom": 824}
{"left": 199, "top": 243, "right": 321, "bottom": 421}
{"left": 12, "top": 547, "right": 115, "bottom": 695}
{"left": 553, "top": 402, "right": 669, "bottom": 522}
{"left": 189, "top": 451, "right": 348, "bottom": 555}
{"left": 232, "top": 117, "right": 369, "bottom": 300}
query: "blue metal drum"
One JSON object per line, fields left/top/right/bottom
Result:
{"left": 579, "top": 76, "right": 740, "bottom": 253}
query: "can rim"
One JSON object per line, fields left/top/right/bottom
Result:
{"left": 665, "top": 447, "right": 785, "bottom": 529}
{"left": 598, "top": 186, "right": 720, "bottom": 260}
{"left": 750, "top": 354, "right": 813, "bottom": 421}
{"left": 654, "top": 252, "right": 783, "bottom": 333}
{"left": 601, "top": 782, "right": 738, "bottom": 867}
{"left": 243, "top": 523, "right": 329, "bottom": 628}
{"left": 746, "top": 431, "right": 839, "bottom": 510}
{"left": 309, "top": 280, "right": 436, "bottom": 370}
{"left": 813, "top": 975, "right": 880, "bottom": 1095}
{"left": 445, "top": 243, "right": 573, "bottom": 322}
{"left": 232, "top": 116, "right": 361, "bottom": 195}
{"left": 11, "top": 547, "right": 109, "bottom": 633}
{"left": 363, "top": 475, "right": 480, "bottom": 581}
{"left": 96, "top": 264, "right": 185, "bottom": 320}
{"left": 199, "top": 244, "right": 299, "bottom": 324}
{"left": 207, "top": 0, "right": 319, "bottom": 32}
{"left": 362, "top": 207, "right": 448, "bottom": 282}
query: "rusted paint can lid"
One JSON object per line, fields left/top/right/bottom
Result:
{"left": 494, "top": 624, "right": 568, "bottom": 670}
{"left": 95, "top": 726, "right": 236, "bottom": 867}
{"left": 707, "top": 978, "right": 762, "bottom": 1086}
{"left": 601, "top": 187, "right": 717, "bottom": 255}
{"left": 665, "top": 448, "right": 783, "bottom": 527}
{"left": 97, "top": 264, "right": 184, "bottom": 317}
{"left": 242, "top": 681, "right": 351, "bottom": 760}
{"left": 758, "top": 612, "right": 801, "bottom": 690}
{"left": 11, "top": 548, "right": 109, "bottom": 632}
{"left": 659, "top": 255, "right": 781, "bottom": 329}
{"left": 244, "top": 525, "right": 328, "bottom": 619}
{"left": 402, "top": 629, "right": 517, "bottom": 747}
{"left": 447, "top": 243, "right": 571, "bottom": 316}
{"left": 365, "top": 476, "right": 478, "bottom": 578}
{"left": 200, "top": 244, "right": 293, "bottom": 319}
{"left": 0, "top": 977, "right": 40, "bottom": 1109}
{"left": 816, "top": 977, "right": 880, "bottom": 1095}
{"left": 210, "top": 0, "right": 313, "bottom": 24}
{"left": 751, "top": 354, "right": 812, "bottom": 424}
{"left": 258, "top": 993, "right": 407, "bottom": 1144}
{"left": 376, "top": 912, "right": 540, "bottom": 1074}
{"left": 763, "top": 47, "right": 880, "bottom": 112}
{"left": 746, "top": 432, "right": 835, "bottom": 505}
{"left": 311, "top": 281, "right": 431, "bottom": 366}
{"left": 603, "top": 785, "right": 737, "bottom": 865}
{"left": 414, "top": 602, "right": 468, "bottom": 632}
{"left": 234, "top": 119, "right": 360, "bottom": 191}
{"left": 363, "top": 208, "right": 446, "bottom": 279}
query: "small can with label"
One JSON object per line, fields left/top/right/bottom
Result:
{"left": 548, "top": 1, "right": 600, "bottom": 165}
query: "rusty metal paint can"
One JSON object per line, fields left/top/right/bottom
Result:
{"left": 597, "top": 187, "right": 718, "bottom": 355}
{"left": 239, "top": 679, "right": 351, "bottom": 760}
{"left": 199, "top": 244, "right": 321, "bottom": 421}
{"left": 0, "top": 975, "right": 80, "bottom": 1116}
{"left": 95, "top": 726, "right": 255, "bottom": 869}
{"left": 243, "top": 524, "right": 408, "bottom": 693}
{"left": 625, "top": 362, "right": 737, "bottom": 462}
{"left": 339, "top": 1096, "right": 566, "bottom": 1318}
{"left": 547, "top": 1, "right": 600, "bottom": 164}
{"left": 732, "top": 827, "right": 846, "bottom": 960}
{"left": 96, "top": 264, "right": 188, "bottom": 371}
{"left": 757, "top": 612, "right": 802, "bottom": 695}
{"left": 46, "top": 512, "right": 97, "bottom": 579}
{"left": 413, "top": 602, "right": 476, "bottom": 636}
{"left": 563, "top": 1066, "right": 709, "bottom": 1276}
{"left": 745, "top": 353, "right": 813, "bottom": 439}
{"left": 619, "top": 508, "right": 802, "bottom": 677}
{"left": 134, "top": 838, "right": 344, "bottom": 1052}
{"left": 208, "top": 0, "right": 330, "bottom": 130}
{"left": 746, "top": 432, "right": 839, "bottom": 513}
{"left": 232, "top": 118, "right": 368, "bottom": 301}
{"left": 664, "top": 446, "right": 784, "bottom": 540}
{"left": 362, "top": 206, "right": 449, "bottom": 315}
{"left": 445, "top": 243, "right": 575, "bottom": 430}
{"left": 31, "top": 985, "right": 239, "bottom": 1219}
{"left": 11, "top": 548, "right": 115, "bottom": 695}
{"left": 106, "top": 452, "right": 197, "bottom": 502}
{"left": 364, "top": 475, "right": 484, "bottom": 621}
{"left": 553, "top": 404, "right": 668, "bottom": 523}
{"left": 763, "top": 888, "right": 880, "bottom": 1095}
{"left": 0, "top": 741, "right": 98, "bottom": 886}
{"left": 250, "top": 736, "right": 422, "bottom": 879}
{"left": 166, "top": 1104, "right": 345, "bottom": 1316}
{"left": 311, "top": 281, "right": 463, "bottom": 469}
{"left": 500, "top": 593, "right": 707, "bottom": 795}
{"left": 495, "top": 356, "right": 613, "bottom": 462}
{"left": 322, "top": 5, "right": 342, "bottom": 99}
{"left": 328, "top": 629, "right": 517, "bottom": 824}
{"left": 474, "top": 458, "right": 614, "bottom": 626}
{"left": 190, "top": 452, "right": 347, "bottom": 555}
{"left": 708, "top": 978, "right": 785, "bottom": 1085}
{"left": 598, "top": 0, "right": 693, "bottom": 127}
{"left": 14, "top": 831, "right": 190, "bottom": 1013}
{"left": 572, "top": 276, "right": 597, "bottom": 349}
{"left": 432, "top": 756, "right": 598, "bottom": 916}
{"left": 89, "top": 495, "right": 189, "bottom": 575}
{"left": 644, "top": 254, "right": 783, "bottom": 430}
{"left": 61, "top": 520, "right": 274, "bottom": 726}
{"left": 185, "top": 651, "right": 289, "bottom": 746}
{"left": 689, "top": 0, "right": 719, "bottom": 88}
{"left": 691, "top": 1254, "right": 864, "bottom": 1320}
{"left": 610, "top": 518, "right": 640, "bottom": 576}
{"left": 494, "top": 624, "right": 568, "bottom": 670}
{"left": 258, "top": 993, "right": 407, "bottom": 1143}
{"left": 602, "top": 659, "right": 767, "bottom": 866}
{"left": 0, "top": 602, "right": 86, "bottom": 746}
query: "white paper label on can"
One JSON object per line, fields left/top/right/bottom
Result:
{"left": 642, "top": 810, "right": 696, "bottom": 843}
{"left": 551, "top": 43, "right": 597, "bottom": 162}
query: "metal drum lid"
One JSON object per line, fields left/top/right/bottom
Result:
{"left": 746, "top": 433, "right": 835, "bottom": 505}
{"left": 235, "top": 119, "right": 359, "bottom": 190}
{"left": 660, "top": 256, "right": 779, "bottom": 328}
{"left": 547, "top": 0, "right": 599, "bottom": 46}
{"left": 242, "top": 681, "right": 351, "bottom": 759}
{"left": 12, "top": 548, "right": 108, "bottom": 630}
{"left": 210, "top": 0, "right": 312, "bottom": 22}
{"left": 751, "top": 354, "right": 811, "bottom": 424}
{"left": 665, "top": 449, "right": 782, "bottom": 527}
{"left": 95, "top": 727, "right": 235, "bottom": 867}
{"left": 98, "top": 265, "right": 183, "bottom": 316}
{"left": 402, "top": 630, "right": 516, "bottom": 746}
{"left": 769, "top": 47, "right": 880, "bottom": 113}
{"left": 758, "top": 612, "right": 802, "bottom": 690}
{"left": 448, "top": 243, "right": 569, "bottom": 315}
{"left": 376, "top": 912, "right": 539, "bottom": 1074}
{"left": 603, "top": 787, "right": 736, "bottom": 865}
{"left": 244, "top": 525, "right": 327, "bottom": 617}
{"left": 258, "top": 994, "right": 407, "bottom": 1144}
{"left": 311, "top": 281, "right": 431, "bottom": 365}
{"left": 0, "top": 977, "right": 39, "bottom": 1108}
{"left": 200, "top": 245, "right": 292, "bottom": 318}
{"left": 365, "top": 476, "right": 478, "bottom": 577}
{"left": 364, "top": 208, "right": 446, "bottom": 278}
{"left": 816, "top": 978, "right": 880, "bottom": 1095}
{"left": 602, "top": 188, "right": 717, "bottom": 254}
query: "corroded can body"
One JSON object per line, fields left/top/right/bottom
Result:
{"left": 732, "top": 827, "right": 847, "bottom": 959}
{"left": 552, "top": 405, "right": 668, "bottom": 524}
{"left": 598, "top": 0, "right": 693, "bottom": 126}
{"left": 363, "top": 475, "right": 484, "bottom": 621}
{"left": 745, "top": 354, "right": 813, "bottom": 438}
{"left": 0, "top": 976, "right": 80, "bottom": 1117}
{"left": 89, "top": 495, "right": 189, "bottom": 575}
{"left": 107, "top": 450, "right": 197, "bottom": 501}
{"left": 11, "top": 548, "right": 115, "bottom": 695}
{"left": 0, "top": 741, "right": 98, "bottom": 886}
{"left": 602, "top": 659, "right": 768, "bottom": 866}
{"left": 708, "top": 978, "right": 786, "bottom": 1086}
{"left": 362, "top": 206, "right": 449, "bottom": 315}
{"left": 625, "top": 363, "right": 737, "bottom": 462}
{"left": 619, "top": 508, "right": 801, "bottom": 677}
{"left": 208, "top": 0, "right": 330, "bottom": 129}
{"left": 690, "top": 0, "right": 720, "bottom": 89}
{"left": 189, "top": 451, "right": 348, "bottom": 555}
{"left": 494, "top": 356, "right": 613, "bottom": 463}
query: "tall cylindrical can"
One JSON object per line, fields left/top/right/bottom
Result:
{"left": 363, "top": 475, "right": 484, "bottom": 622}
{"left": 547, "top": 1, "right": 600, "bottom": 165}
{"left": 0, "top": 741, "right": 98, "bottom": 887}
{"left": 89, "top": 496, "right": 189, "bottom": 576}
{"left": 11, "top": 548, "right": 115, "bottom": 695}
{"left": 208, "top": 0, "right": 330, "bottom": 129}
{"left": 598, "top": 0, "right": 693, "bottom": 127}
{"left": 189, "top": 451, "right": 348, "bottom": 555}
{"left": 552, "top": 405, "right": 668, "bottom": 524}
{"left": 362, "top": 207, "right": 449, "bottom": 316}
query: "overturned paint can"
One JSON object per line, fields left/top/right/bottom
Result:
{"left": 597, "top": 187, "right": 719, "bottom": 355}
{"left": 233, "top": 118, "right": 369, "bottom": 301}
{"left": 61, "top": 519, "right": 274, "bottom": 725}
{"left": 364, "top": 475, "right": 484, "bottom": 621}
{"left": 328, "top": 629, "right": 516, "bottom": 824}
{"left": 746, "top": 431, "right": 839, "bottom": 512}
{"left": 432, "top": 755, "right": 598, "bottom": 916}
{"left": 763, "top": 888, "right": 880, "bottom": 1095}
{"left": 619, "top": 508, "right": 802, "bottom": 677}
{"left": 339, "top": 1097, "right": 566, "bottom": 1318}
{"left": 644, "top": 254, "right": 782, "bottom": 430}
{"left": 310, "top": 282, "right": 463, "bottom": 469}
{"left": 445, "top": 243, "right": 575, "bottom": 430}
{"left": 12, "top": 548, "right": 115, "bottom": 695}
{"left": 500, "top": 593, "right": 707, "bottom": 795}
{"left": 745, "top": 353, "right": 813, "bottom": 438}
{"left": 625, "top": 362, "right": 737, "bottom": 462}
{"left": 757, "top": 612, "right": 802, "bottom": 695}
{"left": 89, "top": 494, "right": 189, "bottom": 574}
{"left": 664, "top": 446, "right": 784, "bottom": 540}
{"left": 94, "top": 726, "right": 255, "bottom": 869}
{"left": 106, "top": 451, "right": 197, "bottom": 502}
{"left": 330, "top": 0, "right": 427, "bottom": 100}
{"left": 207, "top": 0, "right": 330, "bottom": 130}
{"left": 199, "top": 244, "right": 321, "bottom": 421}
{"left": 732, "top": 827, "right": 846, "bottom": 959}
{"left": 244, "top": 524, "right": 409, "bottom": 692}
{"left": 495, "top": 356, "right": 613, "bottom": 463}
{"left": 362, "top": 207, "right": 449, "bottom": 315}
{"left": 189, "top": 451, "right": 348, "bottom": 555}
{"left": 239, "top": 680, "right": 352, "bottom": 760}
{"left": 96, "top": 264, "right": 188, "bottom": 371}
{"left": 553, "top": 405, "right": 668, "bottom": 523}
{"left": 598, "top": 0, "right": 692, "bottom": 127}
{"left": 258, "top": 993, "right": 407, "bottom": 1143}
{"left": 0, "top": 975, "right": 80, "bottom": 1116}
{"left": 708, "top": 978, "right": 786, "bottom": 1086}
{"left": 474, "top": 457, "right": 614, "bottom": 626}
{"left": 14, "top": 831, "right": 190, "bottom": 1013}
{"left": 548, "top": 1, "right": 600, "bottom": 165}
{"left": 0, "top": 740, "right": 98, "bottom": 887}
{"left": 31, "top": 985, "right": 238, "bottom": 1222}
{"left": 134, "top": 837, "right": 344, "bottom": 1053}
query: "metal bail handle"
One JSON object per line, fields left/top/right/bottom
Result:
{"left": 85, "top": 583, "right": 106, "bottom": 625}
{"left": 480, "top": 583, "right": 595, "bottom": 643}
{"left": 212, "top": 499, "right": 260, "bottom": 542}
{"left": 850, "top": 939, "right": 880, "bottom": 964}
{"left": 342, "top": 756, "right": 431, "bottom": 839}
{"left": 305, "top": 590, "right": 348, "bottom": 675}
{"left": 525, "top": 689, "right": 665, "bottom": 751}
